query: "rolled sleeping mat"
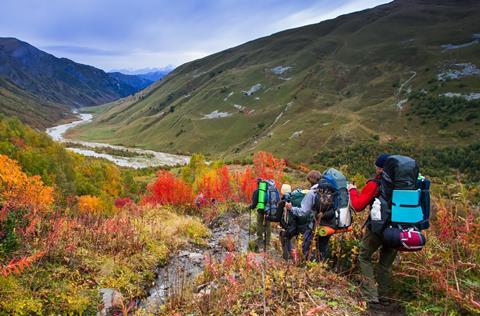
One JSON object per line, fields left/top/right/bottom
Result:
{"left": 256, "top": 181, "right": 267, "bottom": 210}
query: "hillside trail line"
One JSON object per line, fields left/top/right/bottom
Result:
{"left": 397, "top": 71, "right": 416, "bottom": 97}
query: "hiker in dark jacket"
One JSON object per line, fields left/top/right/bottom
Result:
{"left": 285, "top": 170, "right": 321, "bottom": 260}
{"left": 313, "top": 184, "right": 337, "bottom": 261}
{"left": 249, "top": 186, "right": 271, "bottom": 252}
{"left": 348, "top": 154, "right": 402, "bottom": 314}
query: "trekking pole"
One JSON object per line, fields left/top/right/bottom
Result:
{"left": 263, "top": 212, "right": 267, "bottom": 253}
{"left": 248, "top": 206, "right": 251, "bottom": 249}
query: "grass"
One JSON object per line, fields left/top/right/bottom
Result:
{"left": 68, "top": 1, "right": 480, "bottom": 163}
{"left": 0, "top": 78, "right": 73, "bottom": 129}
{"left": 0, "top": 206, "right": 209, "bottom": 314}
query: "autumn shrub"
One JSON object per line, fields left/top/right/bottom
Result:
{"left": 0, "top": 154, "right": 54, "bottom": 212}
{"left": 0, "top": 155, "right": 53, "bottom": 277}
{"left": 115, "top": 197, "right": 134, "bottom": 209}
{"left": 396, "top": 185, "right": 480, "bottom": 314}
{"left": 181, "top": 153, "right": 208, "bottom": 183}
{"left": 142, "top": 170, "right": 193, "bottom": 206}
{"left": 76, "top": 195, "right": 104, "bottom": 215}
{"left": 162, "top": 251, "right": 364, "bottom": 315}
{"left": 253, "top": 151, "right": 286, "bottom": 188}
{"left": 194, "top": 165, "right": 234, "bottom": 203}
{"left": 232, "top": 166, "right": 257, "bottom": 203}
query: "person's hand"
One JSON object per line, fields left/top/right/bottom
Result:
{"left": 347, "top": 183, "right": 357, "bottom": 191}
{"left": 285, "top": 202, "right": 292, "bottom": 210}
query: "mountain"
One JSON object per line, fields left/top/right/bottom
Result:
{"left": 70, "top": 0, "right": 480, "bottom": 162}
{"left": 109, "top": 67, "right": 174, "bottom": 82}
{"left": 136, "top": 69, "right": 173, "bottom": 82}
{"left": 0, "top": 37, "right": 147, "bottom": 108}
{"left": 107, "top": 71, "right": 154, "bottom": 91}
{"left": 0, "top": 77, "right": 74, "bottom": 128}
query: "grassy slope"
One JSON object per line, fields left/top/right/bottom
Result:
{"left": 0, "top": 78, "right": 73, "bottom": 129}
{"left": 71, "top": 0, "right": 480, "bottom": 162}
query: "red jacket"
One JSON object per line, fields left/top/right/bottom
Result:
{"left": 349, "top": 176, "right": 381, "bottom": 212}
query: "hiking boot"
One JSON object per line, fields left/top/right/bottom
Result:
{"left": 367, "top": 301, "right": 389, "bottom": 316}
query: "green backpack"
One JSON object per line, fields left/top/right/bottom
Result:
{"left": 285, "top": 189, "right": 312, "bottom": 227}
{"left": 289, "top": 189, "right": 306, "bottom": 207}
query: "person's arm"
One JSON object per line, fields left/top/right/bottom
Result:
{"left": 289, "top": 191, "right": 314, "bottom": 217}
{"left": 349, "top": 181, "right": 379, "bottom": 212}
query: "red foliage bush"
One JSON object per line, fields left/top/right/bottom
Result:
{"left": 114, "top": 197, "right": 134, "bottom": 209}
{"left": 196, "top": 166, "right": 233, "bottom": 203}
{"left": 253, "top": 151, "right": 285, "bottom": 188}
{"left": 233, "top": 166, "right": 257, "bottom": 203}
{"left": 142, "top": 170, "right": 193, "bottom": 206}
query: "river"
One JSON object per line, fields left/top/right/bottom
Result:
{"left": 46, "top": 113, "right": 190, "bottom": 168}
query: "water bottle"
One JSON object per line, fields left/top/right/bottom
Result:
{"left": 371, "top": 198, "right": 381, "bottom": 221}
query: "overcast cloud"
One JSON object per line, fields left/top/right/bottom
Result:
{"left": 0, "top": 0, "right": 391, "bottom": 71}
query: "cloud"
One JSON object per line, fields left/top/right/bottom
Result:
{"left": 0, "top": 0, "right": 391, "bottom": 70}
{"left": 271, "top": 0, "right": 392, "bottom": 31}
{"left": 40, "top": 45, "right": 124, "bottom": 56}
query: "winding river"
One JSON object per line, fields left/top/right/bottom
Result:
{"left": 46, "top": 113, "right": 190, "bottom": 168}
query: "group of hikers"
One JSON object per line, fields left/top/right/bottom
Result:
{"left": 249, "top": 154, "right": 431, "bottom": 315}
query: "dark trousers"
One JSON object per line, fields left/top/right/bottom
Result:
{"left": 358, "top": 229, "right": 398, "bottom": 302}
{"left": 316, "top": 235, "right": 331, "bottom": 261}
{"left": 280, "top": 225, "right": 313, "bottom": 260}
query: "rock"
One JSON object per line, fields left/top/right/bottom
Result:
{"left": 188, "top": 252, "right": 204, "bottom": 262}
{"left": 98, "top": 288, "right": 124, "bottom": 316}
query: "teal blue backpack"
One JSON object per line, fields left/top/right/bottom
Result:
{"left": 371, "top": 155, "right": 431, "bottom": 236}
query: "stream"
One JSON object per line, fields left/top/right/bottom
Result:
{"left": 141, "top": 210, "right": 251, "bottom": 314}
{"left": 46, "top": 113, "right": 190, "bottom": 168}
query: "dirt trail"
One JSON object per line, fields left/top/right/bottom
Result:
{"left": 141, "top": 210, "right": 251, "bottom": 313}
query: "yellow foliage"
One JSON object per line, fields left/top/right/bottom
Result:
{"left": 77, "top": 195, "right": 103, "bottom": 215}
{"left": 0, "top": 154, "right": 54, "bottom": 212}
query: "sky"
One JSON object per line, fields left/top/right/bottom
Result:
{"left": 0, "top": 0, "right": 391, "bottom": 72}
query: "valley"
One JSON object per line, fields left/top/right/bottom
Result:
{"left": 46, "top": 112, "right": 189, "bottom": 168}
{"left": 67, "top": 0, "right": 480, "bottom": 163}
{"left": 0, "top": 0, "right": 479, "bottom": 315}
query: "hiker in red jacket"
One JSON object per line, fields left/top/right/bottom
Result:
{"left": 348, "top": 154, "right": 404, "bottom": 315}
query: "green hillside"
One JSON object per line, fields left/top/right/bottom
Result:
{"left": 70, "top": 0, "right": 480, "bottom": 162}
{"left": 0, "top": 77, "right": 74, "bottom": 128}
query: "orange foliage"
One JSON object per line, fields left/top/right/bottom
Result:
{"left": 142, "top": 152, "right": 286, "bottom": 207}
{"left": 0, "top": 251, "right": 44, "bottom": 277}
{"left": 233, "top": 166, "right": 257, "bottom": 203}
{"left": 195, "top": 166, "right": 233, "bottom": 203}
{"left": 142, "top": 170, "right": 193, "bottom": 206}
{"left": 77, "top": 195, "right": 103, "bottom": 215}
{"left": 0, "top": 154, "right": 54, "bottom": 212}
{"left": 253, "top": 151, "right": 285, "bottom": 188}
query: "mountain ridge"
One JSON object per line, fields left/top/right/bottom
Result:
{"left": 69, "top": 0, "right": 480, "bottom": 162}
{"left": 0, "top": 37, "right": 153, "bottom": 107}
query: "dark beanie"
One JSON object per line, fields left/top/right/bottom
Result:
{"left": 375, "top": 154, "right": 391, "bottom": 168}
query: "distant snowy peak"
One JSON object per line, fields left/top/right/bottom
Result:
{"left": 110, "top": 65, "right": 175, "bottom": 75}
{"left": 109, "top": 66, "right": 174, "bottom": 82}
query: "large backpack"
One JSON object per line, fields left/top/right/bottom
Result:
{"left": 372, "top": 155, "right": 431, "bottom": 251}
{"left": 279, "top": 188, "right": 312, "bottom": 236}
{"left": 314, "top": 168, "right": 352, "bottom": 233}
{"left": 256, "top": 179, "right": 281, "bottom": 222}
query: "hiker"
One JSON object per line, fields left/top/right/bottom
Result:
{"left": 348, "top": 154, "right": 400, "bottom": 313}
{"left": 285, "top": 170, "right": 321, "bottom": 260}
{"left": 249, "top": 179, "right": 274, "bottom": 252}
